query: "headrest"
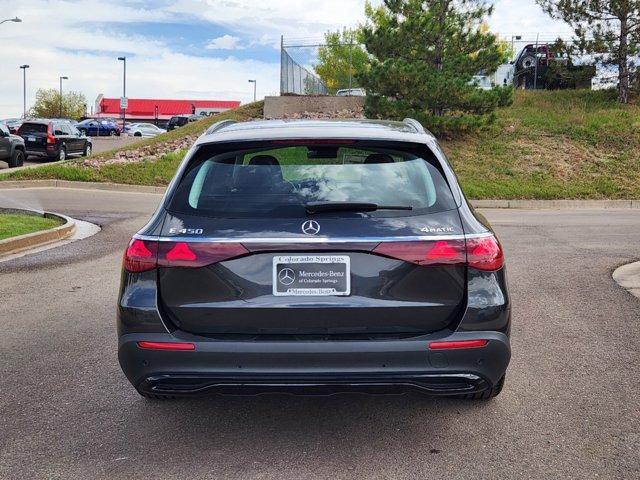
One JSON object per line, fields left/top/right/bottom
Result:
{"left": 364, "top": 153, "right": 394, "bottom": 164}
{"left": 249, "top": 155, "right": 280, "bottom": 166}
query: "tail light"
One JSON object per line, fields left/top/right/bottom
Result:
{"left": 373, "top": 235, "right": 503, "bottom": 271}
{"left": 373, "top": 240, "right": 465, "bottom": 266}
{"left": 467, "top": 236, "right": 504, "bottom": 271}
{"left": 123, "top": 238, "right": 249, "bottom": 272}
{"left": 46, "top": 122, "right": 55, "bottom": 144}
{"left": 123, "top": 239, "right": 158, "bottom": 272}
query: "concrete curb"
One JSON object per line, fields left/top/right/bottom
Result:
{"left": 0, "top": 209, "right": 76, "bottom": 257}
{"left": 0, "top": 159, "right": 67, "bottom": 175}
{"left": 471, "top": 199, "right": 640, "bottom": 209}
{"left": 0, "top": 180, "right": 639, "bottom": 207}
{"left": 0, "top": 179, "right": 166, "bottom": 194}
{"left": 612, "top": 261, "right": 640, "bottom": 299}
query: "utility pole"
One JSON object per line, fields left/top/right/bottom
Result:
{"left": 117, "top": 56, "right": 127, "bottom": 129}
{"left": 59, "top": 76, "right": 68, "bottom": 117}
{"left": 20, "top": 65, "right": 29, "bottom": 118}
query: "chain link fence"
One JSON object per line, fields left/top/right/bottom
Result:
{"left": 280, "top": 37, "right": 328, "bottom": 95}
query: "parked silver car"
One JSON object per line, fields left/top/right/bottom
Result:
{"left": 126, "top": 123, "right": 166, "bottom": 138}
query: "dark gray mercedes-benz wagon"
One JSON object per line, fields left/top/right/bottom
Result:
{"left": 118, "top": 118, "right": 511, "bottom": 399}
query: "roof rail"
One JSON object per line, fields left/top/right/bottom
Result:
{"left": 205, "top": 119, "right": 238, "bottom": 135}
{"left": 402, "top": 118, "right": 426, "bottom": 134}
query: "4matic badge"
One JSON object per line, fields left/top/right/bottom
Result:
{"left": 420, "top": 226, "right": 455, "bottom": 233}
{"left": 168, "top": 227, "right": 204, "bottom": 235}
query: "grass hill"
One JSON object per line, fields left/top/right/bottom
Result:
{"left": 2, "top": 90, "right": 639, "bottom": 199}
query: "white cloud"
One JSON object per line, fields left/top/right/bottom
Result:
{"left": 205, "top": 34, "right": 243, "bottom": 50}
{"left": 0, "top": 0, "right": 584, "bottom": 118}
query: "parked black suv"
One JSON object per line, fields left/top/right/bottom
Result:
{"left": 0, "top": 123, "right": 26, "bottom": 168}
{"left": 118, "top": 118, "right": 511, "bottom": 400}
{"left": 167, "top": 115, "right": 200, "bottom": 131}
{"left": 17, "top": 119, "right": 92, "bottom": 161}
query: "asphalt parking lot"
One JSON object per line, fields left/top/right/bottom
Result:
{"left": 0, "top": 187, "right": 638, "bottom": 479}
{"left": 0, "top": 136, "right": 142, "bottom": 170}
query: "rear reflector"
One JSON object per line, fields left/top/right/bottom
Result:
{"left": 137, "top": 341, "right": 195, "bottom": 351}
{"left": 428, "top": 339, "right": 488, "bottom": 350}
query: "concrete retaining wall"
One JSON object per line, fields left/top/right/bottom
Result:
{"left": 264, "top": 95, "right": 365, "bottom": 118}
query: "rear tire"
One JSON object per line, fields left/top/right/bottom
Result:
{"left": 453, "top": 375, "right": 505, "bottom": 400}
{"left": 8, "top": 149, "right": 25, "bottom": 168}
{"left": 134, "top": 132, "right": 142, "bottom": 137}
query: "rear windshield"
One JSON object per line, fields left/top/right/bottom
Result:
{"left": 19, "top": 123, "right": 48, "bottom": 134}
{"left": 168, "top": 142, "right": 456, "bottom": 218}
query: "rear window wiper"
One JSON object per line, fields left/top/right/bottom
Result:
{"left": 305, "top": 201, "right": 413, "bottom": 214}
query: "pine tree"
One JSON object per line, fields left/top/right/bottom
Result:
{"left": 537, "top": 1, "right": 640, "bottom": 103}
{"left": 359, "top": 0, "right": 512, "bottom": 137}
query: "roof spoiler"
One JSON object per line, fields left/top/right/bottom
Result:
{"left": 402, "top": 118, "right": 426, "bottom": 134}
{"left": 205, "top": 119, "right": 238, "bottom": 135}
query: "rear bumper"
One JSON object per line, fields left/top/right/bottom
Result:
{"left": 25, "top": 149, "right": 57, "bottom": 159}
{"left": 119, "top": 331, "right": 510, "bottom": 397}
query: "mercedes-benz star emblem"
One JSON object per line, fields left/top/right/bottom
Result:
{"left": 278, "top": 268, "right": 295, "bottom": 285}
{"left": 301, "top": 220, "right": 321, "bottom": 235}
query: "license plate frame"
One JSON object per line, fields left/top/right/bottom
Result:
{"left": 272, "top": 255, "right": 350, "bottom": 296}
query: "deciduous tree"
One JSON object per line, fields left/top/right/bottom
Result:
{"left": 537, "top": 0, "right": 640, "bottom": 103}
{"left": 30, "top": 88, "right": 87, "bottom": 119}
{"left": 314, "top": 28, "right": 370, "bottom": 93}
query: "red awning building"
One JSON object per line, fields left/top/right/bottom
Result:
{"left": 93, "top": 94, "right": 241, "bottom": 121}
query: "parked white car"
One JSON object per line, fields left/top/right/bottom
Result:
{"left": 336, "top": 88, "right": 366, "bottom": 96}
{"left": 126, "top": 123, "right": 166, "bottom": 137}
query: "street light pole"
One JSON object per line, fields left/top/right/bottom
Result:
{"left": 59, "top": 76, "right": 68, "bottom": 118}
{"left": 20, "top": 65, "right": 29, "bottom": 118}
{"left": 248, "top": 79, "right": 256, "bottom": 102}
{"left": 117, "top": 56, "right": 127, "bottom": 130}
{"left": 0, "top": 17, "right": 21, "bottom": 25}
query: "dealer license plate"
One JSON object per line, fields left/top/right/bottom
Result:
{"left": 272, "top": 255, "right": 350, "bottom": 296}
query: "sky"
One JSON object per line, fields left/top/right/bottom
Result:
{"left": 0, "top": 0, "right": 574, "bottom": 118}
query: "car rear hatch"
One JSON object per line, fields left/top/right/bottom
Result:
{"left": 18, "top": 122, "right": 50, "bottom": 151}
{"left": 151, "top": 212, "right": 466, "bottom": 337}
{"left": 133, "top": 140, "right": 475, "bottom": 338}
